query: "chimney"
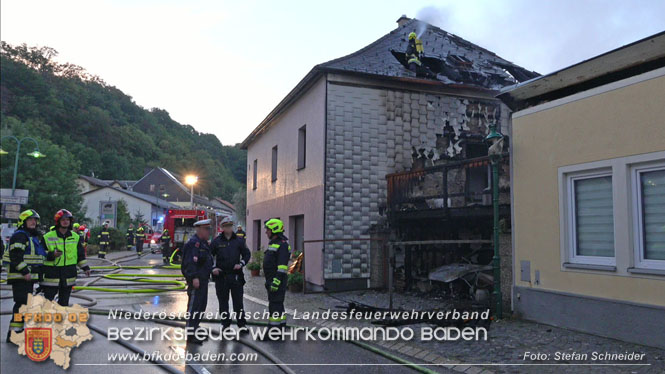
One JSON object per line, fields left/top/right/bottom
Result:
{"left": 396, "top": 14, "right": 410, "bottom": 28}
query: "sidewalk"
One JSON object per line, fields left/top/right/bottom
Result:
{"left": 242, "top": 273, "right": 665, "bottom": 374}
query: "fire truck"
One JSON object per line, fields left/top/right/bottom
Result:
{"left": 163, "top": 209, "right": 208, "bottom": 250}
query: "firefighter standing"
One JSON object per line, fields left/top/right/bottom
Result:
{"left": 41, "top": 209, "right": 90, "bottom": 306}
{"left": 126, "top": 223, "right": 135, "bottom": 250}
{"left": 263, "top": 218, "right": 290, "bottom": 332}
{"left": 136, "top": 225, "right": 145, "bottom": 256}
{"left": 77, "top": 224, "right": 89, "bottom": 255}
{"left": 211, "top": 217, "right": 250, "bottom": 330}
{"left": 4, "top": 209, "right": 46, "bottom": 342}
{"left": 235, "top": 225, "right": 245, "bottom": 239}
{"left": 161, "top": 228, "right": 171, "bottom": 264}
{"left": 98, "top": 221, "right": 110, "bottom": 259}
{"left": 181, "top": 219, "right": 213, "bottom": 344}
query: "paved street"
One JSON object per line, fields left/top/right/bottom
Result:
{"left": 1, "top": 251, "right": 449, "bottom": 374}
{"left": 2, "top": 251, "right": 663, "bottom": 374}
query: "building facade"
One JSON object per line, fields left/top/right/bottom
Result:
{"left": 499, "top": 32, "right": 665, "bottom": 348}
{"left": 243, "top": 17, "right": 537, "bottom": 291}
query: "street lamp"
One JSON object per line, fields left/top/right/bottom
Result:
{"left": 185, "top": 175, "right": 198, "bottom": 208}
{"left": 485, "top": 123, "right": 504, "bottom": 319}
{"left": 1, "top": 136, "right": 46, "bottom": 194}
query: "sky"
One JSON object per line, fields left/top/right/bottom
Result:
{"left": 2, "top": 0, "right": 664, "bottom": 145}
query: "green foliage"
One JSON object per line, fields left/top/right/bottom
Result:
{"left": 132, "top": 210, "right": 147, "bottom": 226}
{"left": 246, "top": 262, "right": 261, "bottom": 271}
{"left": 252, "top": 249, "right": 265, "bottom": 268}
{"left": 115, "top": 200, "right": 132, "bottom": 232}
{"left": 232, "top": 189, "right": 246, "bottom": 226}
{"left": 0, "top": 42, "right": 246, "bottom": 208}
{"left": 0, "top": 117, "right": 83, "bottom": 226}
{"left": 287, "top": 271, "right": 303, "bottom": 287}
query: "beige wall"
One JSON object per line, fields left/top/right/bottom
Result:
{"left": 511, "top": 71, "right": 665, "bottom": 306}
{"left": 246, "top": 76, "right": 326, "bottom": 286}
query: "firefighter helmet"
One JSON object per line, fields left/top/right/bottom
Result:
{"left": 73, "top": 223, "right": 80, "bottom": 230}
{"left": 264, "top": 218, "right": 284, "bottom": 234}
{"left": 18, "top": 209, "right": 40, "bottom": 228}
{"left": 54, "top": 209, "right": 73, "bottom": 228}
{"left": 409, "top": 32, "right": 417, "bottom": 40}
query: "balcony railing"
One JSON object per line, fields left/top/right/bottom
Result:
{"left": 386, "top": 155, "right": 506, "bottom": 214}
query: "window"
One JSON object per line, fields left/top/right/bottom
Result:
{"left": 566, "top": 170, "right": 615, "bottom": 265}
{"left": 252, "top": 159, "right": 257, "bottom": 190}
{"left": 632, "top": 164, "right": 665, "bottom": 270}
{"left": 298, "top": 125, "right": 307, "bottom": 170}
{"left": 271, "top": 145, "right": 278, "bottom": 182}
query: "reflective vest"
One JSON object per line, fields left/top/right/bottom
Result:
{"left": 43, "top": 230, "right": 83, "bottom": 267}
{"left": 3, "top": 229, "right": 46, "bottom": 281}
{"left": 99, "top": 230, "right": 110, "bottom": 245}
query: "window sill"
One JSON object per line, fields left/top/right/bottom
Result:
{"left": 563, "top": 262, "right": 616, "bottom": 272}
{"left": 627, "top": 267, "right": 665, "bottom": 276}
{"left": 297, "top": 167, "right": 306, "bottom": 171}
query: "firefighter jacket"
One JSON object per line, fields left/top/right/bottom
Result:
{"left": 235, "top": 229, "right": 246, "bottom": 239}
{"left": 263, "top": 234, "right": 290, "bottom": 287}
{"left": 211, "top": 232, "right": 250, "bottom": 275}
{"left": 406, "top": 38, "right": 423, "bottom": 66}
{"left": 4, "top": 228, "right": 46, "bottom": 283}
{"left": 98, "top": 228, "right": 110, "bottom": 245}
{"left": 161, "top": 231, "right": 171, "bottom": 246}
{"left": 41, "top": 229, "right": 90, "bottom": 287}
{"left": 181, "top": 234, "right": 213, "bottom": 281}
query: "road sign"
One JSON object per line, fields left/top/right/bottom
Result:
{"left": 0, "top": 188, "right": 29, "bottom": 205}
{"left": 2, "top": 204, "right": 22, "bottom": 219}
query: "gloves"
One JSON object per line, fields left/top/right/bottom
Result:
{"left": 270, "top": 277, "right": 281, "bottom": 292}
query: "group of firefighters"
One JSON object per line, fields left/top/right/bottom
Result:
{"left": 180, "top": 217, "right": 289, "bottom": 344}
{"left": 2, "top": 207, "right": 291, "bottom": 346}
{"left": 2, "top": 208, "right": 91, "bottom": 342}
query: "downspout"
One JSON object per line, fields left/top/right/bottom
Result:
{"left": 322, "top": 73, "right": 329, "bottom": 287}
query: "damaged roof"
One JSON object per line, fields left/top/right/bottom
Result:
{"left": 241, "top": 17, "right": 539, "bottom": 148}
{"left": 320, "top": 18, "right": 539, "bottom": 89}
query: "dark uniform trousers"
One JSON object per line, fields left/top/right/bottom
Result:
{"left": 11, "top": 281, "right": 34, "bottom": 322}
{"left": 43, "top": 277, "right": 73, "bottom": 307}
{"left": 215, "top": 274, "right": 246, "bottom": 327}
{"left": 186, "top": 278, "right": 208, "bottom": 331}
{"left": 136, "top": 236, "right": 144, "bottom": 254}
{"left": 267, "top": 283, "right": 287, "bottom": 325}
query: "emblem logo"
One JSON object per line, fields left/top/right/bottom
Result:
{"left": 25, "top": 328, "right": 52, "bottom": 362}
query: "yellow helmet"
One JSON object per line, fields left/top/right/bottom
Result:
{"left": 264, "top": 218, "right": 284, "bottom": 234}
{"left": 73, "top": 223, "right": 80, "bottom": 230}
{"left": 18, "top": 209, "right": 40, "bottom": 227}
{"left": 409, "top": 32, "right": 417, "bottom": 40}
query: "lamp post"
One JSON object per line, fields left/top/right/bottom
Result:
{"left": 485, "top": 123, "right": 504, "bottom": 319}
{"left": 185, "top": 175, "right": 198, "bottom": 209}
{"left": 1, "top": 136, "right": 46, "bottom": 195}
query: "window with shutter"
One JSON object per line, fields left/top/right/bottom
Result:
{"left": 634, "top": 165, "right": 665, "bottom": 270}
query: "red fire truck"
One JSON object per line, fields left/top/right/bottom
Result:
{"left": 163, "top": 209, "right": 208, "bottom": 251}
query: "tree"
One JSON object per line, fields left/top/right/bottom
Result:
{"left": 116, "top": 199, "right": 132, "bottom": 231}
{"left": 133, "top": 210, "right": 147, "bottom": 226}
{"left": 0, "top": 117, "right": 83, "bottom": 226}
{"left": 232, "top": 189, "right": 246, "bottom": 226}
{"left": 1, "top": 42, "right": 247, "bottom": 205}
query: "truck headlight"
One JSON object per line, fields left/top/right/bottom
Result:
{"left": 151, "top": 240, "right": 156, "bottom": 244}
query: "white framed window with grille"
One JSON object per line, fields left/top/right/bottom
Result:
{"left": 631, "top": 162, "right": 665, "bottom": 270}
{"left": 565, "top": 169, "right": 616, "bottom": 266}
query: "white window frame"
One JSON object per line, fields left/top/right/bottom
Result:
{"left": 563, "top": 167, "right": 616, "bottom": 267}
{"left": 631, "top": 161, "right": 665, "bottom": 271}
